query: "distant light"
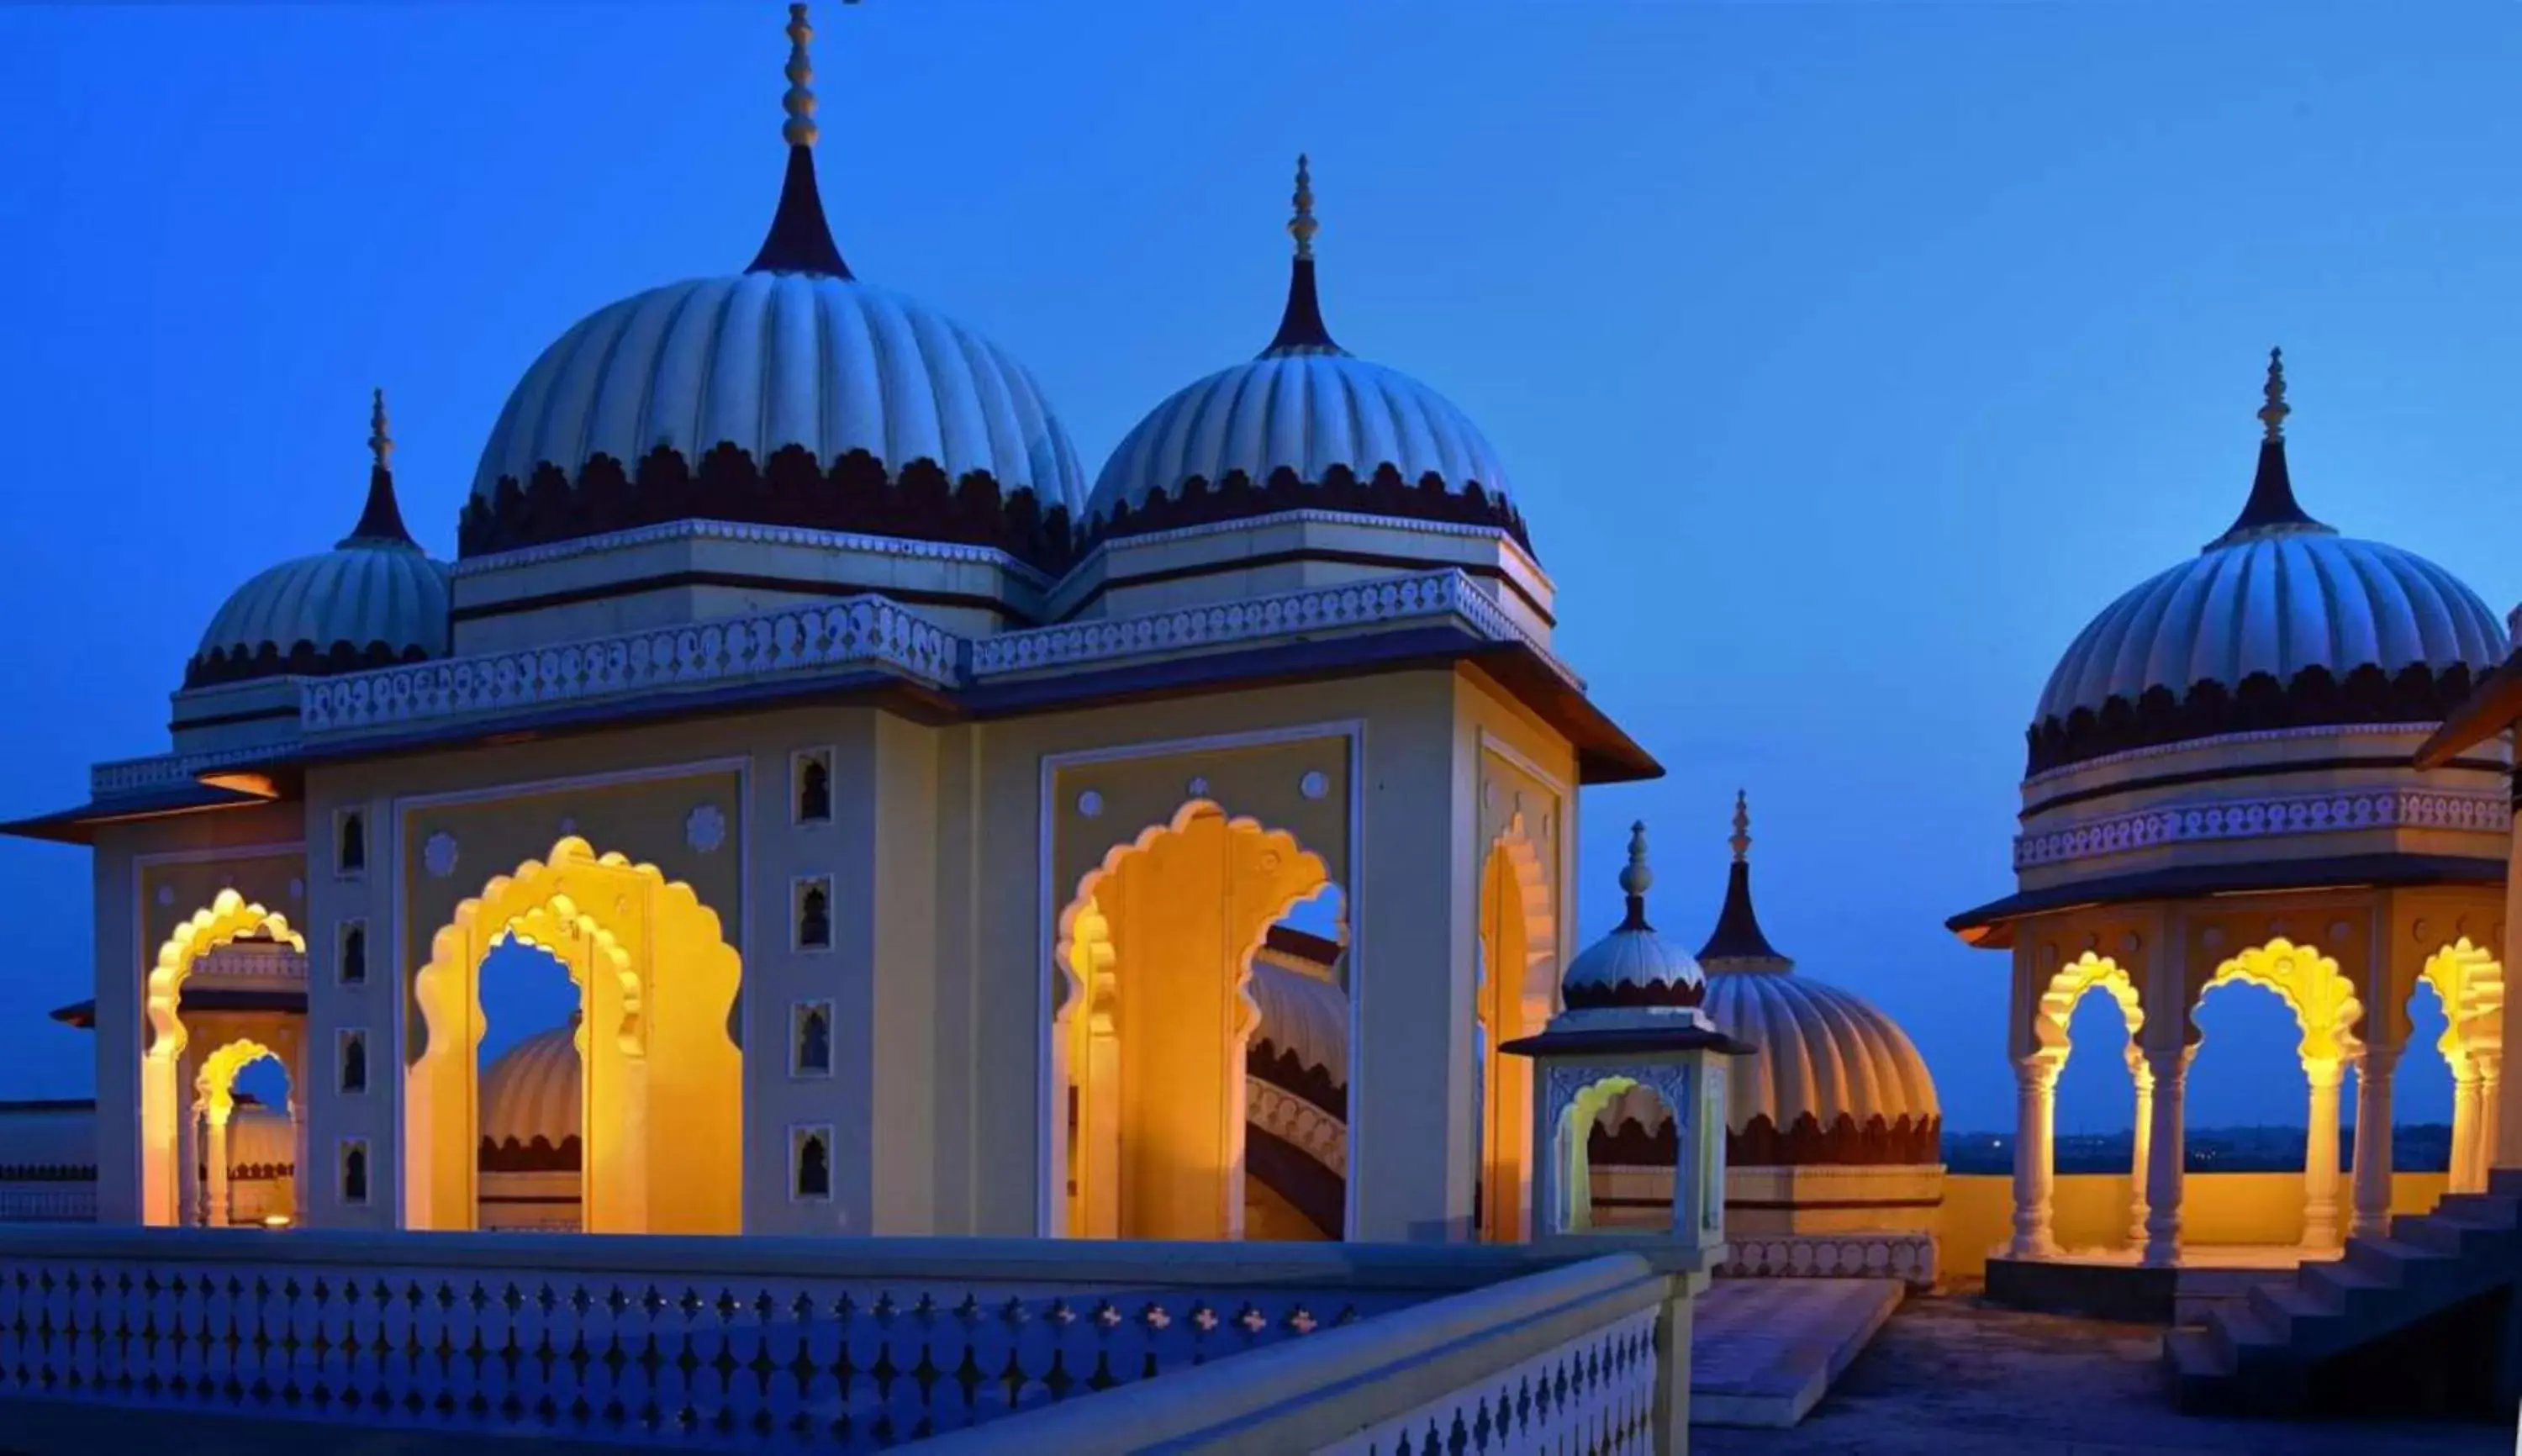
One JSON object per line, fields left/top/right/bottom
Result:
{"left": 261, "top": 1215, "right": 292, "bottom": 1230}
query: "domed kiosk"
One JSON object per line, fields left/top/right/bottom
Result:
{"left": 1951, "top": 352, "right": 2511, "bottom": 1313}
{"left": 1587, "top": 796, "right": 1945, "bottom": 1285}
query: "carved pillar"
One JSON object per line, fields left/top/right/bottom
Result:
{"left": 2126, "top": 1047, "right": 2155, "bottom": 1248}
{"left": 2453, "top": 1063, "right": 2486, "bottom": 1195}
{"left": 203, "top": 1105, "right": 232, "bottom": 1230}
{"left": 286, "top": 1096, "right": 305, "bottom": 1223}
{"left": 2008, "top": 1055, "right": 2061, "bottom": 1258}
{"left": 2141, "top": 1043, "right": 2191, "bottom": 1267}
{"left": 2302, "top": 1058, "right": 2345, "bottom": 1251}
{"left": 177, "top": 1095, "right": 201, "bottom": 1228}
{"left": 2350, "top": 1043, "right": 2399, "bottom": 1239}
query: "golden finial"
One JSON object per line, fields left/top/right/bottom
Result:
{"left": 2258, "top": 346, "right": 2289, "bottom": 441}
{"left": 368, "top": 388, "right": 393, "bottom": 473}
{"left": 782, "top": 3, "right": 819, "bottom": 148}
{"left": 1729, "top": 790, "right": 1751, "bottom": 863}
{"left": 1288, "top": 153, "right": 1318, "bottom": 261}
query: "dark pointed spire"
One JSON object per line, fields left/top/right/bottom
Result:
{"left": 2210, "top": 347, "right": 2329, "bottom": 546}
{"left": 1261, "top": 155, "right": 1344, "bottom": 357}
{"left": 746, "top": 3, "right": 855, "bottom": 278}
{"left": 340, "top": 388, "right": 420, "bottom": 550}
{"left": 1696, "top": 791, "right": 1791, "bottom": 971}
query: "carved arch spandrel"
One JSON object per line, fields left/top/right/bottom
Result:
{"left": 2201, "top": 937, "right": 2366, "bottom": 1066}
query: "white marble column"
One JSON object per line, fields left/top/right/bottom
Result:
{"left": 2302, "top": 1058, "right": 2345, "bottom": 1251}
{"left": 2142, "top": 1043, "right": 2191, "bottom": 1268}
{"left": 2350, "top": 1043, "right": 2398, "bottom": 1239}
{"left": 287, "top": 1096, "right": 306, "bottom": 1223}
{"left": 2126, "top": 1047, "right": 2155, "bottom": 1248}
{"left": 2452, "top": 1063, "right": 2485, "bottom": 1195}
{"left": 203, "top": 1106, "right": 232, "bottom": 1230}
{"left": 2008, "top": 1055, "right": 2061, "bottom": 1258}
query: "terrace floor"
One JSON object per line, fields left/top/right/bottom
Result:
{"left": 1691, "top": 1292, "right": 2511, "bottom": 1456}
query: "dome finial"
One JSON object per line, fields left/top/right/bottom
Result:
{"left": 1617, "top": 820, "right": 1654, "bottom": 930}
{"left": 781, "top": 3, "right": 819, "bottom": 148}
{"left": 1260, "top": 153, "right": 1343, "bottom": 357}
{"left": 747, "top": 3, "right": 854, "bottom": 277}
{"left": 1729, "top": 789, "right": 1751, "bottom": 863}
{"left": 368, "top": 387, "right": 393, "bottom": 474}
{"left": 2258, "top": 346, "right": 2289, "bottom": 442}
{"left": 1289, "top": 153, "right": 1318, "bottom": 260}
{"left": 342, "top": 388, "right": 418, "bottom": 549}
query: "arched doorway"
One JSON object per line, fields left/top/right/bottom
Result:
{"left": 1475, "top": 820, "right": 1555, "bottom": 1242}
{"left": 2416, "top": 938, "right": 2504, "bottom": 1191}
{"left": 406, "top": 837, "right": 741, "bottom": 1233}
{"left": 1549, "top": 1074, "right": 1679, "bottom": 1236}
{"left": 1053, "top": 800, "right": 1334, "bottom": 1240}
{"left": 2198, "top": 938, "right": 2363, "bottom": 1249}
{"left": 140, "top": 891, "right": 304, "bottom": 1227}
{"left": 191, "top": 1037, "right": 299, "bottom": 1228}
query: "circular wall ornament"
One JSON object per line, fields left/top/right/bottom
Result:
{"left": 423, "top": 832, "right": 460, "bottom": 880}
{"left": 288, "top": 878, "right": 305, "bottom": 903}
{"left": 559, "top": 816, "right": 578, "bottom": 836}
{"left": 1078, "top": 790, "right": 1105, "bottom": 819}
{"left": 155, "top": 885, "right": 175, "bottom": 909}
{"left": 1186, "top": 776, "right": 1211, "bottom": 799}
{"left": 1299, "top": 771, "right": 1329, "bottom": 801}
{"left": 686, "top": 804, "right": 728, "bottom": 854}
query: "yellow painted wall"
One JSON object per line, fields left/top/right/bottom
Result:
{"left": 1937, "top": 1171, "right": 2456, "bottom": 1281}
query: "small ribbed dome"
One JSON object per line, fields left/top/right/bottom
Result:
{"left": 1084, "top": 158, "right": 1527, "bottom": 550}
{"left": 1249, "top": 954, "right": 1348, "bottom": 1089}
{"left": 460, "top": 26, "right": 1084, "bottom": 565}
{"left": 2029, "top": 353, "right": 2504, "bottom": 773}
{"left": 1561, "top": 823, "right": 1707, "bottom": 1012}
{"left": 480, "top": 1024, "right": 580, "bottom": 1152}
{"left": 188, "top": 393, "right": 451, "bottom": 689}
{"left": 1690, "top": 795, "right": 1941, "bottom": 1163}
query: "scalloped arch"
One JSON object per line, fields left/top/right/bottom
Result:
{"left": 2033, "top": 952, "right": 2143, "bottom": 1063}
{"left": 137, "top": 891, "right": 304, "bottom": 1226}
{"left": 2203, "top": 936, "right": 2365, "bottom": 1066}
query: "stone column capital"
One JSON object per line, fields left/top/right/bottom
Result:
{"left": 2303, "top": 1056, "right": 2347, "bottom": 1090}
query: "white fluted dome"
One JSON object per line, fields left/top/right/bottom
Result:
{"left": 1249, "top": 957, "right": 1348, "bottom": 1087}
{"left": 2036, "top": 533, "right": 2502, "bottom": 728}
{"left": 2028, "top": 357, "right": 2504, "bottom": 773}
{"left": 1702, "top": 973, "right": 1939, "bottom": 1143}
{"left": 187, "top": 410, "right": 451, "bottom": 689}
{"left": 1090, "top": 351, "right": 1510, "bottom": 525}
{"left": 481, "top": 1026, "right": 580, "bottom": 1151}
{"left": 469, "top": 273, "right": 1084, "bottom": 520}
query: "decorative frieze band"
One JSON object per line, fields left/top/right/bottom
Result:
{"left": 303, "top": 597, "right": 958, "bottom": 736}
{"left": 2015, "top": 788, "right": 2510, "bottom": 870}
{"left": 1247, "top": 1081, "right": 1348, "bottom": 1177}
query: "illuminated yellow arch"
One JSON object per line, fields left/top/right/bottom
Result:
{"left": 2418, "top": 937, "right": 2504, "bottom": 1074}
{"left": 1052, "top": 799, "right": 1332, "bottom": 1240}
{"left": 1477, "top": 814, "right": 1556, "bottom": 1242}
{"left": 408, "top": 837, "right": 739, "bottom": 1235}
{"left": 138, "top": 891, "right": 303, "bottom": 1226}
{"left": 195, "top": 1037, "right": 281, "bottom": 1118}
{"left": 2203, "top": 937, "right": 2364, "bottom": 1066}
{"left": 2032, "top": 952, "right": 2143, "bottom": 1062}
{"left": 1554, "top": 1074, "right": 1676, "bottom": 1234}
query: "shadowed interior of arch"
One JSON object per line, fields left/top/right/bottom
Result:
{"left": 1053, "top": 799, "right": 1340, "bottom": 1242}
{"left": 475, "top": 938, "right": 583, "bottom": 1232}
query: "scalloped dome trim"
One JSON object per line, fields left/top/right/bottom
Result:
{"left": 189, "top": 545, "right": 451, "bottom": 689}
{"left": 1702, "top": 972, "right": 1939, "bottom": 1155}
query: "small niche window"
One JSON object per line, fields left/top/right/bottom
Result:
{"left": 795, "top": 877, "right": 833, "bottom": 952}
{"left": 794, "top": 748, "right": 834, "bottom": 825}
{"left": 792, "top": 1126, "right": 833, "bottom": 1202}
{"left": 791, "top": 1000, "right": 834, "bottom": 1077}
{"left": 338, "top": 1030, "right": 367, "bottom": 1095}
{"left": 337, "top": 921, "right": 367, "bottom": 986}
{"left": 340, "top": 1140, "right": 369, "bottom": 1205}
{"left": 335, "top": 810, "right": 367, "bottom": 877}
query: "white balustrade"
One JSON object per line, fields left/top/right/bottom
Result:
{"left": 0, "top": 1228, "right": 1567, "bottom": 1451}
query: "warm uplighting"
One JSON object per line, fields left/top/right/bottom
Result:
{"left": 261, "top": 1214, "right": 292, "bottom": 1230}
{"left": 199, "top": 770, "right": 282, "bottom": 799}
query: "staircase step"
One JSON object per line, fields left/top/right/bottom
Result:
{"left": 2301, "top": 1260, "right": 2399, "bottom": 1311}
{"left": 2163, "top": 1326, "right": 2238, "bottom": 1413}
{"left": 2394, "top": 1216, "right": 2476, "bottom": 1256}
{"left": 2433, "top": 1192, "right": 2522, "bottom": 1228}
{"left": 2203, "top": 1301, "right": 2286, "bottom": 1365}
{"left": 2486, "top": 1168, "right": 2522, "bottom": 1200}
{"left": 2245, "top": 1279, "right": 2337, "bottom": 1332}
{"left": 2345, "top": 1235, "right": 2448, "bottom": 1277}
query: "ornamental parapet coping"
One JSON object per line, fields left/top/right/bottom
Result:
{"left": 2014, "top": 787, "right": 2509, "bottom": 871}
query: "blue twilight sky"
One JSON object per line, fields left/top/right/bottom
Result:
{"left": 1, "top": 1, "right": 2516, "bottom": 1134}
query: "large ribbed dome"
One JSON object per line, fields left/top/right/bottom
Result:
{"left": 1249, "top": 951, "right": 1348, "bottom": 1089}
{"left": 480, "top": 1025, "right": 580, "bottom": 1153}
{"left": 1084, "top": 158, "right": 1528, "bottom": 551}
{"left": 2029, "top": 352, "right": 2504, "bottom": 773}
{"left": 457, "top": 14, "right": 1084, "bottom": 567}
{"left": 1694, "top": 795, "right": 1941, "bottom": 1164}
{"left": 188, "top": 393, "right": 451, "bottom": 689}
